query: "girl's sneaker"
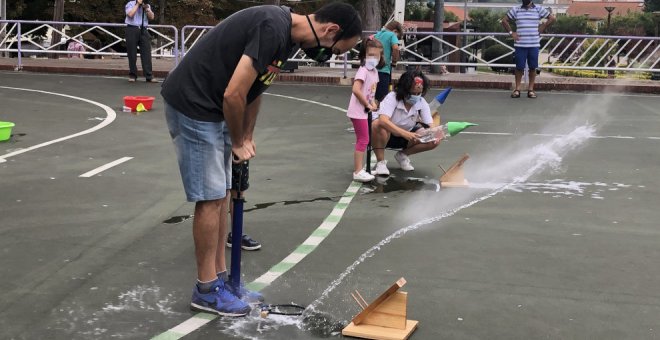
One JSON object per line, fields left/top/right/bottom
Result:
{"left": 353, "top": 169, "right": 375, "bottom": 182}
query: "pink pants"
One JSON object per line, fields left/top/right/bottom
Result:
{"left": 351, "top": 118, "right": 369, "bottom": 152}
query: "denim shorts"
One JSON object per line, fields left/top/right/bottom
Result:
{"left": 514, "top": 46, "right": 540, "bottom": 71}
{"left": 165, "top": 102, "right": 232, "bottom": 202}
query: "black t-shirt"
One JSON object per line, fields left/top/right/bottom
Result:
{"left": 161, "top": 5, "right": 294, "bottom": 122}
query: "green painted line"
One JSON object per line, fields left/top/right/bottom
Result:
{"left": 312, "top": 228, "right": 331, "bottom": 237}
{"left": 195, "top": 313, "right": 218, "bottom": 321}
{"left": 151, "top": 331, "right": 182, "bottom": 340}
{"left": 324, "top": 215, "right": 341, "bottom": 223}
{"left": 269, "top": 261, "right": 297, "bottom": 273}
{"left": 335, "top": 202, "right": 349, "bottom": 209}
{"left": 245, "top": 281, "right": 268, "bottom": 292}
{"left": 294, "top": 244, "right": 316, "bottom": 254}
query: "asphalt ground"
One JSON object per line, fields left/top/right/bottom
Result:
{"left": 1, "top": 71, "right": 659, "bottom": 340}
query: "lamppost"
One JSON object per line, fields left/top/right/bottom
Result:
{"left": 604, "top": 6, "right": 615, "bottom": 34}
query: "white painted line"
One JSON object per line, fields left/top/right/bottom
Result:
{"left": 330, "top": 208, "right": 346, "bottom": 217}
{"left": 282, "top": 252, "right": 307, "bottom": 264}
{"left": 169, "top": 316, "right": 213, "bottom": 335}
{"left": 462, "top": 131, "right": 513, "bottom": 136}
{"left": 339, "top": 196, "right": 353, "bottom": 204}
{"left": 0, "top": 158, "right": 6, "bottom": 163}
{"left": 0, "top": 86, "right": 117, "bottom": 161}
{"left": 253, "top": 271, "right": 282, "bottom": 284}
{"left": 302, "top": 236, "right": 325, "bottom": 246}
{"left": 79, "top": 157, "right": 133, "bottom": 178}
{"left": 264, "top": 93, "right": 347, "bottom": 112}
{"left": 318, "top": 221, "right": 336, "bottom": 230}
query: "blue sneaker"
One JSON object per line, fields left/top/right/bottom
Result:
{"left": 190, "top": 280, "right": 251, "bottom": 316}
{"left": 225, "top": 276, "right": 265, "bottom": 305}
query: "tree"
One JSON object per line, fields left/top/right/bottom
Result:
{"left": 546, "top": 15, "right": 594, "bottom": 34}
{"left": 603, "top": 12, "right": 655, "bottom": 36}
{"left": 468, "top": 8, "right": 506, "bottom": 33}
{"left": 444, "top": 11, "right": 458, "bottom": 22}
{"left": 644, "top": 0, "right": 660, "bottom": 12}
{"left": 359, "top": 0, "right": 381, "bottom": 32}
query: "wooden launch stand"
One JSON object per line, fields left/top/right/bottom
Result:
{"left": 342, "top": 278, "right": 419, "bottom": 340}
{"left": 439, "top": 153, "right": 470, "bottom": 188}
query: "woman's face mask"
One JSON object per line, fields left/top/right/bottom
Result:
{"left": 406, "top": 94, "right": 422, "bottom": 105}
{"left": 365, "top": 57, "right": 379, "bottom": 70}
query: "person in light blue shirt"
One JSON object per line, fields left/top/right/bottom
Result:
{"left": 125, "top": 0, "right": 155, "bottom": 82}
{"left": 502, "top": 0, "right": 554, "bottom": 98}
{"left": 374, "top": 21, "right": 402, "bottom": 102}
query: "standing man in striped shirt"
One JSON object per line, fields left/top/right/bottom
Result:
{"left": 502, "top": 0, "right": 555, "bottom": 98}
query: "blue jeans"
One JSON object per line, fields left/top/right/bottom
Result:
{"left": 165, "top": 102, "right": 232, "bottom": 202}
{"left": 514, "top": 46, "right": 540, "bottom": 71}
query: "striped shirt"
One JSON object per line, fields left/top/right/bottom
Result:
{"left": 507, "top": 5, "right": 550, "bottom": 48}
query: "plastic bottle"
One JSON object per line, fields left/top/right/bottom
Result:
{"left": 418, "top": 122, "right": 478, "bottom": 143}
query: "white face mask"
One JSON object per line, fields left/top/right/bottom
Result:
{"left": 365, "top": 57, "right": 379, "bottom": 70}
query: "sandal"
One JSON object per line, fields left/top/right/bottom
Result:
{"left": 510, "top": 90, "right": 521, "bottom": 98}
{"left": 527, "top": 90, "right": 537, "bottom": 98}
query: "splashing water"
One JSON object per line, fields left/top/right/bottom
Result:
{"left": 306, "top": 123, "right": 596, "bottom": 311}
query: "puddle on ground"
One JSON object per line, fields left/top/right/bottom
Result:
{"left": 245, "top": 197, "right": 335, "bottom": 212}
{"left": 162, "top": 197, "right": 335, "bottom": 224}
{"left": 162, "top": 214, "right": 193, "bottom": 224}
{"left": 362, "top": 175, "right": 440, "bottom": 194}
{"left": 220, "top": 308, "right": 345, "bottom": 339}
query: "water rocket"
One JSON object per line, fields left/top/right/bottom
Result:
{"left": 435, "top": 87, "right": 452, "bottom": 104}
{"left": 445, "top": 122, "right": 478, "bottom": 136}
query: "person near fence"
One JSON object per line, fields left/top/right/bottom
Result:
{"left": 346, "top": 36, "right": 384, "bottom": 183}
{"left": 371, "top": 70, "right": 438, "bottom": 176}
{"left": 124, "top": 0, "right": 154, "bottom": 82}
{"left": 66, "top": 39, "right": 85, "bottom": 58}
{"left": 161, "top": 3, "right": 361, "bottom": 316}
{"left": 374, "top": 20, "right": 403, "bottom": 102}
{"left": 501, "top": 0, "right": 555, "bottom": 98}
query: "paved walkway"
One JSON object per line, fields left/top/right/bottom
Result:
{"left": 1, "top": 56, "right": 658, "bottom": 94}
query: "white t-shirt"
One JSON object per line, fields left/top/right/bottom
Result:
{"left": 376, "top": 92, "right": 433, "bottom": 131}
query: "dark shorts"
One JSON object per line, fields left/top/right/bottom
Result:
{"left": 385, "top": 126, "right": 421, "bottom": 150}
{"left": 231, "top": 161, "right": 249, "bottom": 192}
{"left": 514, "top": 46, "right": 540, "bottom": 71}
{"left": 375, "top": 72, "right": 391, "bottom": 102}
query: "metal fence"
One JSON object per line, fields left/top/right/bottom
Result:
{"left": 2, "top": 19, "right": 659, "bottom": 75}
{"left": 0, "top": 19, "right": 178, "bottom": 70}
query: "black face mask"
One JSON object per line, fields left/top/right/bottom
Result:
{"left": 303, "top": 15, "right": 342, "bottom": 63}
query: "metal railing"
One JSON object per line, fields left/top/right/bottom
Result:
{"left": 2, "top": 19, "right": 658, "bottom": 76}
{"left": 180, "top": 27, "right": 659, "bottom": 75}
{"left": 0, "top": 19, "right": 178, "bottom": 70}
{"left": 399, "top": 31, "right": 659, "bottom": 72}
